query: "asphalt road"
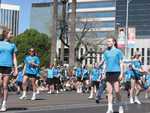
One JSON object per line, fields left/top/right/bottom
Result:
{"left": 1, "top": 91, "right": 150, "bottom": 113}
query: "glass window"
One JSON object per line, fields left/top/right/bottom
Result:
{"left": 147, "top": 48, "right": 150, "bottom": 65}
{"left": 90, "top": 48, "right": 93, "bottom": 64}
{"left": 141, "top": 48, "right": 144, "bottom": 64}
{"left": 77, "top": 1, "right": 115, "bottom": 9}
{"left": 131, "top": 48, "right": 134, "bottom": 57}
{"left": 76, "top": 12, "right": 115, "bottom": 18}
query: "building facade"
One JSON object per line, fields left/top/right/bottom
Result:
{"left": 116, "top": 0, "right": 150, "bottom": 66}
{"left": 68, "top": 0, "right": 116, "bottom": 65}
{"left": 0, "top": 3, "right": 20, "bottom": 35}
{"left": 0, "top": 0, "right": 32, "bottom": 35}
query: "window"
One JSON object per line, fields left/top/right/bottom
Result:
{"left": 76, "top": 12, "right": 115, "bottom": 18}
{"left": 141, "top": 48, "right": 144, "bottom": 64}
{"left": 90, "top": 48, "right": 93, "bottom": 64}
{"left": 147, "top": 48, "right": 150, "bottom": 65}
{"left": 131, "top": 48, "right": 134, "bottom": 57}
{"left": 68, "top": 1, "right": 115, "bottom": 9}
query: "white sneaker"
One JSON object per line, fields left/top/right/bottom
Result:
{"left": 134, "top": 97, "right": 141, "bottom": 104}
{"left": 19, "top": 95, "right": 27, "bottom": 100}
{"left": 106, "top": 109, "right": 113, "bottom": 113}
{"left": 36, "top": 90, "right": 40, "bottom": 94}
{"left": 0, "top": 104, "right": 7, "bottom": 112}
{"left": 47, "top": 91, "right": 52, "bottom": 94}
{"left": 56, "top": 90, "right": 59, "bottom": 94}
{"left": 31, "top": 95, "right": 36, "bottom": 101}
{"left": 145, "top": 93, "right": 148, "bottom": 99}
{"left": 130, "top": 97, "right": 134, "bottom": 104}
{"left": 88, "top": 95, "right": 93, "bottom": 99}
{"left": 119, "top": 106, "right": 124, "bottom": 113}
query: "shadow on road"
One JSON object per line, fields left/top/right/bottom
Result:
{"left": 7, "top": 107, "right": 28, "bottom": 111}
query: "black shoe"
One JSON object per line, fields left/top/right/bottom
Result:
{"left": 96, "top": 99, "right": 100, "bottom": 104}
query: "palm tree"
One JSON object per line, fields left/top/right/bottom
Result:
{"left": 51, "top": 0, "right": 58, "bottom": 64}
{"left": 69, "top": 0, "right": 76, "bottom": 67}
{"left": 60, "top": 0, "right": 67, "bottom": 65}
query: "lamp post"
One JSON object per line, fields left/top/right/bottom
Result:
{"left": 125, "top": 0, "right": 133, "bottom": 58}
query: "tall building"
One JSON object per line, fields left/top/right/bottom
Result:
{"left": 0, "top": 0, "right": 32, "bottom": 35}
{"left": 0, "top": 2, "right": 20, "bottom": 35}
{"left": 68, "top": 0, "right": 116, "bottom": 38}
{"left": 116, "top": 0, "right": 150, "bottom": 65}
{"left": 68, "top": 0, "right": 116, "bottom": 65}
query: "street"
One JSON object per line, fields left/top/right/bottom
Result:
{"left": 1, "top": 91, "right": 150, "bottom": 113}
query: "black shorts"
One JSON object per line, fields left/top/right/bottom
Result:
{"left": 25, "top": 73, "right": 36, "bottom": 78}
{"left": 16, "top": 81, "right": 22, "bottom": 87}
{"left": 91, "top": 81, "right": 99, "bottom": 89}
{"left": 124, "top": 81, "right": 131, "bottom": 90}
{"left": 53, "top": 77, "right": 60, "bottom": 84}
{"left": 46, "top": 78, "right": 54, "bottom": 85}
{"left": 106, "top": 72, "right": 120, "bottom": 83}
{"left": 77, "top": 76, "right": 82, "bottom": 82}
{"left": 0, "top": 66, "right": 12, "bottom": 75}
{"left": 82, "top": 77, "right": 88, "bottom": 81}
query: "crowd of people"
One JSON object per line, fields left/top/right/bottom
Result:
{"left": 0, "top": 28, "right": 150, "bottom": 113}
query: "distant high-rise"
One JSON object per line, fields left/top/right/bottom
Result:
{"left": 116, "top": 0, "right": 150, "bottom": 65}
{"left": 68, "top": 0, "right": 116, "bottom": 38}
{"left": 0, "top": 3, "right": 20, "bottom": 35}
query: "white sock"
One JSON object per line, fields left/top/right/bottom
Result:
{"left": 2, "top": 100, "right": 6, "bottom": 106}
{"left": 33, "top": 92, "right": 36, "bottom": 96}
{"left": 108, "top": 103, "right": 113, "bottom": 111}
{"left": 22, "top": 91, "right": 26, "bottom": 96}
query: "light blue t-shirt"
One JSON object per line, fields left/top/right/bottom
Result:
{"left": 144, "top": 75, "right": 150, "bottom": 89}
{"left": 132, "top": 60, "right": 142, "bottom": 77}
{"left": 75, "top": 67, "right": 82, "bottom": 77}
{"left": 24, "top": 55, "right": 40, "bottom": 75}
{"left": 47, "top": 68, "right": 53, "bottom": 78}
{"left": 0, "top": 41, "right": 17, "bottom": 67}
{"left": 124, "top": 69, "right": 134, "bottom": 81}
{"left": 34, "top": 56, "right": 40, "bottom": 76}
{"left": 53, "top": 68, "right": 59, "bottom": 77}
{"left": 82, "top": 68, "right": 89, "bottom": 78}
{"left": 91, "top": 68, "right": 101, "bottom": 81}
{"left": 16, "top": 70, "right": 23, "bottom": 82}
{"left": 103, "top": 47, "right": 123, "bottom": 72}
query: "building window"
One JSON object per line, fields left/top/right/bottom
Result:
{"left": 147, "top": 48, "right": 150, "bottom": 65}
{"left": 90, "top": 48, "right": 93, "bottom": 64}
{"left": 141, "top": 48, "right": 144, "bottom": 64}
{"left": 131, "top": 48, "right": 134, "bottom": 57}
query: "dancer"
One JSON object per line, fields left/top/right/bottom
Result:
{"left": 0, "top": 28, "right": 18, "bottom": 111}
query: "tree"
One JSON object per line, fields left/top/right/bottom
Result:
{"left": 60, "top": 0, "right": 68, "bottom": 64}
{"left": 12, "top": 29, "right": 51, "bottom": 67}
{"left": 50, "top": 0, "right": 58, "bottom": 64}
{"left": 69, "top": 0, "right": 76, "bottom": 67}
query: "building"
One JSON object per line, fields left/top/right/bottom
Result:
{"left": 116, "top": 0, "right": 150, "bottom": 66}
{"left": 68, "top": 0, "right": 116, "bottom": 65}
{"left": 0, "top": 0, "right": 32, "bottom": 35}
{"left": 0, "top": 2, "right": 20, "bottom": 35}
{"left": 68, "top": 0, "right": 116, "bottom": 38}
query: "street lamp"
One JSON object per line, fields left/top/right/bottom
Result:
{"left": 125, "top": 0, "right": 133, "bottom": 58}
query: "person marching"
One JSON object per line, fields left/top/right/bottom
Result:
{"left": 88, "top": 63, "right": 101, "bottom": 99}
{"left": 144, "top": 68, "right": 150, "bottom": 99}
{"left": 19, "top": 48, "right": 40, "bottom": 100}
{"left": 53, "top": 65, "right": 60, "bottom": 94}
{"left": 46, "top": 64, "right": 54, "bottom": 94}
{"left": 130, "top": 51, "right": 145, "bottom": 104}
{"left": 102, "top": 37, "right": 124, "bottom": 113}
{"left": 81, "top": 65, "right": 89, "bottom": 93}
{"left": 75, "top": 65, "right": 82, "bottom": 93}
{"left": 0, "top": 28, "right": 18, "bottom": 111}
{"left": 124, "top": 64, "right": 134, "bottom": 98}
